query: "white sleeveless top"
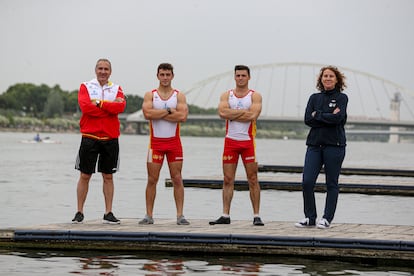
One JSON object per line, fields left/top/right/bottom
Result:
{"left": 226, "top": 89, "right": 256, "bottom": 141}
{"left": 150, "top": 89, "right": 179, "bottom": 138}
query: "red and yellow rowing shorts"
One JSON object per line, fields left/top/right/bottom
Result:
{"left": 147, "top": 136, "right": 183, "bottom": 164}
{"left": 222, "top": 137, "right": 256, "bottom": 164}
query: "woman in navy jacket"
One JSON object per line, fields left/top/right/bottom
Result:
{"left": 295, "top": 66, "right": 348, "bottom": 229}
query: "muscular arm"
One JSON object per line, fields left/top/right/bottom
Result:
{"left": 218, "top": 91, "right": 242, "bottom": 120}
{"left": 163, "top": 92, "right": 188, "bottom": 122}
{"left": 142, "top": 91, "right": 188, "bottom": 122}
{"left": 142, "top": 91, "right": 168, "bottom": 120}
{"left": 235, "top": 92, "right": 262, "bottom": 122}
{"left": 218, "top": 91, "right": 262, "bottom": 122}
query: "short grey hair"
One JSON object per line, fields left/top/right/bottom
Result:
{"left": 96, "top": 58, "right": 112, "bottom": 70}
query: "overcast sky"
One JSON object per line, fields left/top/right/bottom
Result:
{"left": 1, "top": 0, "right": 413, "bottom": 97}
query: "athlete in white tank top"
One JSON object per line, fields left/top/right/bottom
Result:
{"left": 150, "top": 89, "right": 179, "bottom": 138}
{"left": 226, "top": 89, "right": 255, "bottom": 141}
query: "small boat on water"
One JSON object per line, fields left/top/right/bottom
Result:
{"left": 20, "top": 136, "right": 62, "bottom": 144}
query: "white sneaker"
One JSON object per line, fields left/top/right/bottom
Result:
{"left": 317, "top": 218, "right": 330, "bottom": 229}
{"left": 294, "top": 218, "right": 315, "bottom": 228}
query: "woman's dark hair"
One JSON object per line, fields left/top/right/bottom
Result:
{"left": 316, "top": 65, "right": 347, "bottom": 91}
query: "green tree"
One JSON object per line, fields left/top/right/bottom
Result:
{"left": 124, "top": 94, "right": 144, "bottom": 113}
{"left": 0, "top": 83, "right": 50, "bottom": 116}
{"left": 64, "top": 90, "right": 80, "bottom": 114}
{"left": 44, "top": 90, "right": 64, "bottom": 117}
{"left": 0, "top": 83, "right": 218, "bottom": 120}
{"left": 188, "top": 105, "right": 217, "bottom": 114}
{"left": 0, "top": 114, "right": 9, "bottom": 127}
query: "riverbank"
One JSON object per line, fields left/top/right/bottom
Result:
{"left": 2, "top": 115, "right": 414, "bottom": 142}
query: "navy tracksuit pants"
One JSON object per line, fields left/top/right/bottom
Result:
{"left": 302, "top": 145, "right": 346, "bottom": 224}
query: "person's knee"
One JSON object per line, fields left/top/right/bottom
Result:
{"left": 248, "top": 181, "right": 260, "bottom": 191}
{"left": 147, "top": 177, "right": 159, "bottom": 186}
{"left": 170, "top": 171, "right": 182, "bottom": 183}
{"left": 302, "top": 178, "right": 315, "bottom": 192}
{"left": 102, "top": 173, "right": 113, "bottom": 183}
{"left": 147, "top": 169, "right": 160, "bottom": 184}
{"left": 326, "top": 181, "right": 339, "bottom": 192}
{"left": 223, "top": 173, "right": 234, "bottom": 185}
{"left": 80, "top": 173, "right": 92, "bottom": 182}
{"left": 247, "top": 171, "right": 258, "bottom": 183}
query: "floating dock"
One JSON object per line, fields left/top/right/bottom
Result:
{"left": 1, "top": 219, "right": 413, "bottom": 266}
{"left": 165, "top": 165, "right": 414, "bottom": 196}
{"left": 258, "top": 165, "right": 414, "bottom": 177}
{"left": 165, "top": 176, "right": 414, "bottom": 196}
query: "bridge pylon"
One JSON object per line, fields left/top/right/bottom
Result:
{"left": 389, "top": 92, "right": 401, "bottom": 143}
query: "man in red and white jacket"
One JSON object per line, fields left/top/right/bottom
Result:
{"left": 72, "top": 58, "right": 126, "bottom": 225}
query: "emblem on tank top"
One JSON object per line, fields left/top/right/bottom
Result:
{"left": 236, "top": 101, "right": 243, "bottom": 109}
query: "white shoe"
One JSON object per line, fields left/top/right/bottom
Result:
{"left": 317, "top": 218, "right": 330, "bottom": 229}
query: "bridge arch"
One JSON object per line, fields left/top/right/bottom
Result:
{"left": 183, "top": 62, "right": 414, "bottom": 122}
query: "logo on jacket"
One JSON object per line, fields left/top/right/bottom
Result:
{"left": 329, "top": 100, "right": 337, "bottom": 108}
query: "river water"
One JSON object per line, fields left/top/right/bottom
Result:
{"left": 0, "top": 131, "right": 413, "bottom": 275}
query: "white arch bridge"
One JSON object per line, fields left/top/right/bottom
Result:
{"left": 127, "top": 62, "right": 414, "bottom": 142}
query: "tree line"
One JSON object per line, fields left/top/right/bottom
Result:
{"left": 0, "top": 83, "right": 216, "bottom": 131}
{"left": 0, "top": 83, "right": 145, "bottom": 117}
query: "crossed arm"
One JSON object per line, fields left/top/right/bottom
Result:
{"left": 305, "top": 93, "right": 348, "bottom": 127}
{"left": 142, "top": 91, "right": 188, "bottom": 122}
{"left": 79, "top": 84, "right": 126, "bottom": 116}
{"left": 218, "top": 91, "right": 262, "bottom": 122}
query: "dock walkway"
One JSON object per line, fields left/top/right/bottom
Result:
{"left": 1, "top": 219, "right": 413, "bottom": 265}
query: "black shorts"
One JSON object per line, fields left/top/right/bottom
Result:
{"left": 75, "top": 137, "right": 120, "bottom": 174}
